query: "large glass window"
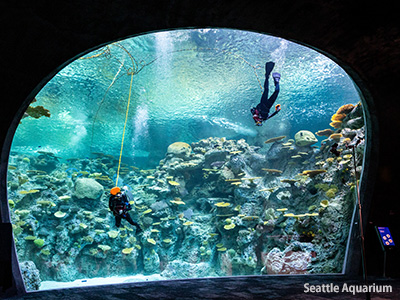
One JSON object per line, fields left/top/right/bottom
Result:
{"left": 7, "top": 28, "right": 365, "bottom": 290}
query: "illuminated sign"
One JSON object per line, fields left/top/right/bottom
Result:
{"left": 377, "top": 227, "right": 395, "bottom": 246}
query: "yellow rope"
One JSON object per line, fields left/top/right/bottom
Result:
{"left": 84, "top": 42, "right": 263, "bottom": 187}
{"left": 115, "top": 71, "right": 134, "bottom": 187}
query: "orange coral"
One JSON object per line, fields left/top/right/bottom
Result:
{"left": 331, "top": 113, "right": 346, "bottom": 121}
{"left": 315, "top": 129, "right": 334, "bottom": 137}
{"left": 329, "top": 121, "right": 342, "bottom": 129}
{"left": 336, "top": 104, "right": 355, "bottom": 115}
{"left": 329, "top": 133, "right": 342, "bottom": 141}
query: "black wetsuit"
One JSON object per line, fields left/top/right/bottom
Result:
{"left": 109, "top": 192, "right": 141, "bottom": 231}
{"left": 255, "top": 62, "right": 280, "bottom": 121}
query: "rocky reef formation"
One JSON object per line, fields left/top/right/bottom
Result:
{"left": 7, "top": 103, "right": 364, "bottom": 287}
{"left": 19, "top": 261, "right": 41, "bottom": 291}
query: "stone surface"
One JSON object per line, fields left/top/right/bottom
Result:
{"left": 167, "top": 142, "right": 192, "bottom": 159}
{"left": 294, "top": 130, "right": 318, "bottom": 147}
{"left": 264, "top": 248, "right": 311, "bottom": 274}
{"left": 19, "top": 261, "right": 40, "bottom": 291}
{"left": 73, "top": 178, "right": 104, "bottom": 200}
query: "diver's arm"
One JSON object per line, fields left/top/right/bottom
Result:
{"left": 266, "top": 105, "right": 281, "bottom": 120}
{"left": 266, "top": 110, "right": 279, "bottom": 120}
{"left": 122, "top": 192, "right": 132, "bottom": 210}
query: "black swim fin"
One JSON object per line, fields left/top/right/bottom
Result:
{"left": 265, "top": 61, "right": 275, "bottom": 77}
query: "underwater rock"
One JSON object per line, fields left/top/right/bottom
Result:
{"left": 31, "top": 153, "right": 58, "bottom": 173}
{"left": 220, "top": 252, "right": 234, "bottom": 276}
{"left": 345, "top": 117, "right": 364, "bottom": 129}
{"left": 247, "top": 153, "right": 267, "bottom": 173}
{"left": 237, "top": 229, "right": 253, "bottom": 247}
{"left": 204, "top": 149, "right": 229, "bottom": 167}
{"left": 167, "top": 142, "right": 192, "bottom": 159}
{"left": 294, "top": 130, "right": 318, "bottom": 147}
{"left": 150, "top": 200, "right": 169, "bottom": 212}
{"left": 142, "top": 216, "right": 154, "bottom": 228}
{"left": 143, "top": 248, "right": 160, "bottom": 274}
{"left": 276, "top": 191, "right": 291, "bottom": 201}
{"left": 182, "top": 208, "right": 193, "bottom": 219}
{"left": 347, "top": 103, "right": 363, "bottom": 119}
{"left": 265, "top": 142, "right": 293, "bottom": 165}
{"left": 73, "top": 178, "right": 104, "bottom": 201}
{"left": 226, "top": 154, "right": 246, "bottom": 174}
{"left": 263, "top": 247, "right": 311, "bottom": 274}
{"left": 161, "top": 260, "right": 215, "bottom": 279}
{"left": 19, "top": 261, "right": 41, "bottom": 291}
{"left": 340, "top": 128, "right": 357, "bottom": 140}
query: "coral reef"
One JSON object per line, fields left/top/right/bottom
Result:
{"left": 7, "top": 102, "right": 364, "bottom": 285}
{"left": 262, "top": 246, "right": 312, "bottom": 274}
{"left": 19, "top": 261, "right": 41, "bottom": 291}
{"left": 294, "top": 130, "right": 318, "bottom": 146}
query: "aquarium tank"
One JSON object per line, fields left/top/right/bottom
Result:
{"left": 7, "top": 28, "right": 366, "bottom": 291}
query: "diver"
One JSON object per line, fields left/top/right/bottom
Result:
{"left": 251, "top": 61, "right": 281, "bottom": 126}
{"left": 108, "top": 186, "right": 142, "bottom": 233}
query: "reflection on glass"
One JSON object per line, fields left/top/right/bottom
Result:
{"left": 8, "top": 28, "right": 365, "bottom": 291}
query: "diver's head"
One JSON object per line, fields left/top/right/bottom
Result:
{"left": 110, "top": 186, "right": 121, "bottom": 195}
{"left": 255, "top": 121, "right": 263, "bottom": 126}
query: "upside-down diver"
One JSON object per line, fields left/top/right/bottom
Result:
{"left": 251, "top": 61, "right": 281, "bottom": 126}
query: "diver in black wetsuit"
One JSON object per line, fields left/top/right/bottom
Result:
{"left": 108, "top": 186, "right": 142, "bottom": 233}
{"left": 251, "top": 61, "right": 281, "bottom": 126}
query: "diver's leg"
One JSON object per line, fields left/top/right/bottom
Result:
{"left": 259, "top": 62, "right": 275, "bottom": 105}
{"left": 124, "top": 213, "right": 142, "bottom": 232}
{"left": 257, "top": 62, "right": 275, "bottom": 110}
{"left": 264, "top": 83, "right": 280, "bottom": 112}
{"left": 265, "top": 61, "right": 275, "bottom": 80}
{"left": 115, "top": 216, "right": 122, "bottom": 228}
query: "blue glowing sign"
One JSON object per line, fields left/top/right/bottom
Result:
{"left": 378, "top": 227, "right": 395, "bottom": 246}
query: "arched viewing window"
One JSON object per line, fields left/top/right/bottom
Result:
{"left": 7, "top": 28, "right": 366, "bottom": 291}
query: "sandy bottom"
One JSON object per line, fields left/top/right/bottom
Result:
{"left": 39, "top": 274, "right": 164, "bottom": 290}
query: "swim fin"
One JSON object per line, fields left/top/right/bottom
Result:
{"left": 272, "top": 72, "right": 281, "bottom": 84}
{"left": 265, "top": 61, "right": 275, "bottom": 77}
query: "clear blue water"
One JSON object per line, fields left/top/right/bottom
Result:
{"left": 8, "top": 29, "right": 363, "bottom": 290}
{"left": 11, "top": 28, "right": 359, "bottom": 168}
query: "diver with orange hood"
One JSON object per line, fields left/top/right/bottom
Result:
{"left": 109, "top": 186, "right": 142, "bottom": 233}
{"left": 251, "top": 61, "right": 281, "bottom": 126}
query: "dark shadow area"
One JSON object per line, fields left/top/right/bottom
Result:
{"left": 1, "top": 0, "right": 399, "bottom": 299}
{"left": 5, "top": 275, "right": 400, "bottom": 300}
